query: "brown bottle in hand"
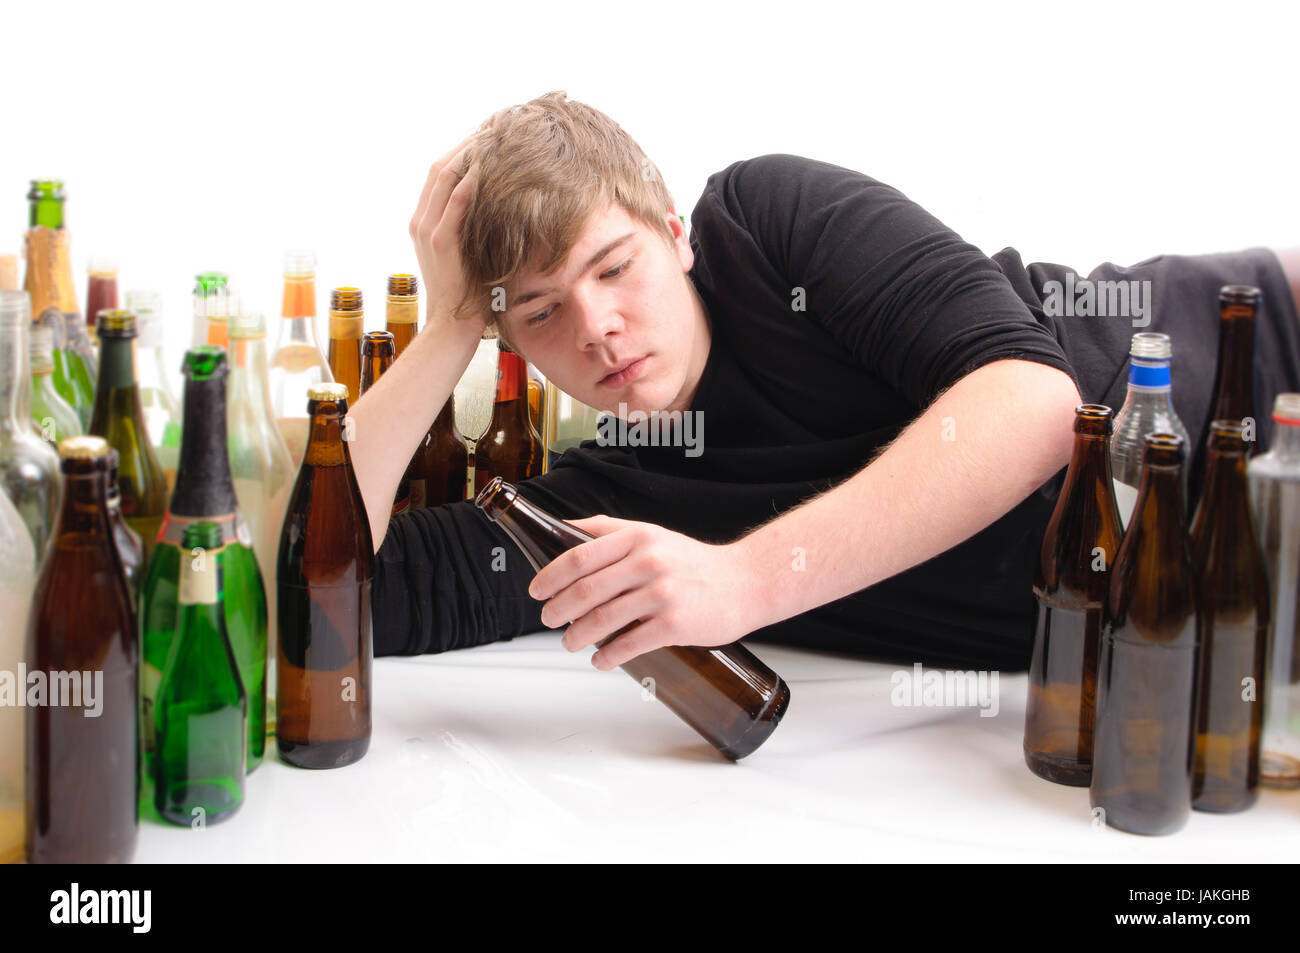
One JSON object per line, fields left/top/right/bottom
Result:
{"left": 1190, "top": 420, "right": 1269, "bottom": 812}
{"left": 476, "top": 477, "right": 790, "bottom": 760}
{"left": 327, "top": 287, "right": 364, "bottom": 407}
{"left": 1191, "top": 285, "right": 1261, "bottom": 509}
{"left": 25, "top": 435, "right": 138, "bottom": 863}
{"left": 474, "top": 340, "right": 542, "bottom": 489}
{"left": 1024, "top": 405, "right": 1125, "bottom": 785}
{"left": 276, "top": 382, "right": 373, "bottom": 768}
{"left": 360, "top": 330, "right": 410, "bottom": 515}
{"left": 1090, "top": 433, "right": 1200, "bottom": 835}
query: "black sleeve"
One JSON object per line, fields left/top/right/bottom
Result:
{"left": 712, "top": 153, "right": 1080, "bottom": 406}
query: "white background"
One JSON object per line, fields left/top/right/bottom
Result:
{"left": 4, "top": 0, "right": 1298, "bottom": 400}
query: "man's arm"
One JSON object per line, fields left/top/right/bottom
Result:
{"left": 532, "top": 358, "right": 1081, "bottom": 669}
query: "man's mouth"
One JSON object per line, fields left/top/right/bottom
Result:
{"left": 598, "top": 355, "right": 648, "bottom": 388}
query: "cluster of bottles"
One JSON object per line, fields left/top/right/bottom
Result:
{"left": 1024, "top": 285, "right": 1300, "bottom": 835}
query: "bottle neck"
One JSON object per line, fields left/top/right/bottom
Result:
{"left": 304, "top": 411, "right": 349, "bottom": 467}
{"left": 56, "top": 471, "right": 113, "bottom": 537}
{"left": 282, "top": 275, "right": 317, "bottom": 321}
{"left": 1131, "top": 463, "right": 1189, "bottom": 552}
{"left": 1194, "top": 446, "right": 1252, "bottom": 536}
{"left": 29, "top": 196, "right": 64, "bottom": 230}
{"left": 229, "top": 334, "right": 273, "bottom": 413}
{"left": 489, "top": 489, "right": 590, "bottom": 571}
{"left": 172, "top": 372, "right": 237, "bottom": 516}
{"left": 1211, "top": 311, "right": 1257, "bottom": 422}
{"left": 1121, "top": 355, "right": 1176, "bottom": 405}
{"left": 0, "top": 321, "right": 32, "bottom": 430}
{"left": 1271, "top": 420, "right": 1300, "bottom": 455}
{"left": 97, "top": 335, "right": 139, "bottom": 390}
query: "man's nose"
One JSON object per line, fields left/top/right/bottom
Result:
{"left": 570, "top": 283, "right": 623, "bottom": 348}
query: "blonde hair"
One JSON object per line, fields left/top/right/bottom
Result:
{"left": 453, "top": 91, "right": 676, "bottom": 335}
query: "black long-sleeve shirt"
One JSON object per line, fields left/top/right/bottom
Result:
{"left": 370, "top": 152, "right": 1300, "bottom": 670}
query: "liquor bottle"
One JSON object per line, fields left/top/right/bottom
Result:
{"left": 1247, "top": 392, "right": 1300, "bottom": 788}
{"left": 1191, "top": 285, "right": 1261, "bottom": 510}
{"left": 25, "top": 435, "right": 137, "bottom": 863}
{"left": 23, "top": 179, "right": 96, "bottom": 429}
{"left": 29, "top": 324, "right": 81, "bottom": 446}
{"left": 154, "top": 521, "right": 247, "bottom": 826}
{"left": 0, "top": 489, "right": 35, "bottom": 863}
{"left": 124, "top": 290, "right": 182, "bottom": 492}
{"left": 89, "top": 310, "right": 167, "bottom": 567}
{"left": 360, "top": 329, "right": 411, "bottom": 515}
{"left": 1110, "top": 332, "right": 1191, "bottom": 528}
{"left": 1024, "top": 404, "right": 1125, "bottom": 785}
{"left": 0, "top": 291, "right": 61, "bottom": 561}
{"left": 387, "top": 274, "right": 469, "bottom": 508}
{"left": 1090, "top": 433, "right": 1200, "bottom": 835}
{"left": 543, "top": 379, "right": 604, "bottom": 472}
{"left": 1190, "top": 420, "right": 1269, "bottom": 812}
{"left": 227, "top": 309, "right": 294, "bottom": 736}
{"left": 140, "top": 347, "right": 267, "bottom": 776}
{"left": 327, "top": 287, "right": 364, "bottom": 408}
{"left": 270, "top": 251, "right": 332, "bottom": 468}
{"left": 277, "top": 382, "right": 373, "bottom": 768}
{"left": 106, "top": 448, "right": 144, "bottom": 604}
{"left": 476, "top": 477, "right": 791, "bottom": 759}
{"left": 192, "top": 271, "right": 229, "bottom": 350}
{"left": 474, "top": 339, "right": 543, "bottom": 489}
{"left": 85, "top": 257, "right": 119, "bottom": 337}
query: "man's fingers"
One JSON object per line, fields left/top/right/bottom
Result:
{"left": 410, "top": 134, "right": 477, "bottom": 237}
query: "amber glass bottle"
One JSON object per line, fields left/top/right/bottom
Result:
{"left": 1191, "top": 285, "right": 1260, "bottom": 508}
{"left": 327, "top": 287, "right": 363, "bottom": 407}
{"left": 25, "top": 435, "right": 137, "bottom": 863}
{"left": 1190, "top": 420, "right": 1269, "bottom": 812}
{"left": 474, "top": 340, "right": 542, "bottom": 488}
{"left": 360, "top": 330, "right": 410, "bottom": 515}
{"left": 476, "top": 477, "right": 790, "bottom": 760}
{"left": 1090, "top": 434, "right": 1200, "bottom": 835}
{"left": 1024, "top": 405, "right": 1125, "bottom": 785}
{"left": 276, "top": 382, "right": 373, "bottom": 768}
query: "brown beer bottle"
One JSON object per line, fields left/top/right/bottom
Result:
{"left": 276, "top": 382, "right": 373, "bottom": 768}
{"left": 360, "top": 329, "right": 410, "bottom": 515}
{"left": 475, "top": 340, "right": 543, "bottom": 489}
{"left": 327, "top": 287, "right": 363, "bottom": 406}
{"left": 1090, "top": 433, "right": 1200, "bottom": 835}
{"left": 1024, "top": 405, "right": 1124, "bottom": 785}
{"left": 1190, "top": 420, "right": 1269, "bottom": 812}
{"left": 25, "top": 435, "right": 138, "bottom": 863}
{"left": 384, "top": 274, "right": 419, "bottom": 356}
{"left": 476, "top": 477, "right": 790, "bottom": 760}
{"left": 1191, "top": 285, "right": 1261, "bottom": 508}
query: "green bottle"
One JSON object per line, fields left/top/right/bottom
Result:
{"left": 89, "top": 311, "right": 168, "bottom": 567}
{"left": 29, "top": 324, "right": 82, "bottom": 446}
{"left": 22, "top": 180, "right": 96, "bottom": 427}
{"left": 154, "top": 521, "right": 246, "bottom": 826}
{"left": 141, "top": 347, "right": 267, "bottom": 780}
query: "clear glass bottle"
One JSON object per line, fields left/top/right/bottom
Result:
{"left": 1110, "top": 332, "right": 1191, "bottom": 528}
{"left": 192, "top": 271, "right": 229, "bottom": 350}
{"left": 29, "top": 324, "right": 81, "bottom": 446}
{"left": 227, "top": 310, "right": 295, "bottom": 738}
{"left": 124, "top": 290, "right": 182, "bottom": 492}
{"left": 1248, "top": 392, "right": 1300, "bottom": 788}
{"left": 0, "top": 291, "right": 61, "bottom": 562}
{"left": 270, "top": 251, "right": 332, "bottom": 467}
{"left": 543, "top": 379, "right": 605, "bottom": 472}
{"left": 0, "top": 488, "right": 35, "bottom": 863}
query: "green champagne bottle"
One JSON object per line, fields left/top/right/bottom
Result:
{"left": 154, "top": 521, "right": 246, "bottom": 826}
{"left": 88, "top": 310, "right": 168, "bottom": 567}
{"left": 141, "top": 347, "right": 267, "bottom": 781}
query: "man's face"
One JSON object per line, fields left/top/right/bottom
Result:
{"left": 497, "top": 202, "right": 707, "bottom": 416}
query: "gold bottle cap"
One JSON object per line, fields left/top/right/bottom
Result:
{"left": 59, "top": 435, "right": 110, "bottom": 459}
{"left": 307, "top": 382, "right": 349, "bottom": 402}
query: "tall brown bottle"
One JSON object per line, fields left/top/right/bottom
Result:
{"left": 327, "top": 287, "right": 363, "bottom": 407}
{"left": 1190, "top": 420, "right": 1269, "bottom": 812}
{"left": 1191, "top": 285, "right": 1261, "bottom": 509}
{"left": 25, "top": 435, "right": 138, "bottom": 862}
{"left": 1024, "top": 405, "right": 1125, "bottom": 785}
{"left": 360, "top": 329, "right": 410, "bottom": 515}
{"left": 475, "top": 340, "right": 543, "bottom": 489}
{"left": 1090, "top": 433, "right": 1200, "bottom": 835}
{"left": 276, "top": 382, "right": 373, "bottom": 768}
{"left": 476, "top": 477, "right": 790, "bottom": 759}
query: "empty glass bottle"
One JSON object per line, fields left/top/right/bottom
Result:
{"left": 1111, "top": 332, "right": 1190, "bottom": 529}
{"left": 29, "top": 324, "right": 81, "bottom": 446}
{"left": 1192, "top": 286, "right": 1261, "bottom": 511}
{"left": 154, "top": 521, "right": 247, "bottom": 827}
{"left": 277, "top": 382, "right": 373, "bottom": 769}
{"left": 1091, "top": 434, "right": 1199, "bottom": 835}
{"left": 474, "top": 339, "right": 543, "bottom": 489}
{"left": 360, "top": 329, "right": 410, "bottom": 514}
{"left": 0, "top": 291, "right": 61, "bottom": 562}
{"left": 1249, "top": 392, "right": 1300, "bottom": 787}
{"left": 1190, "top": 420, "right": 1269, "bottom": 812}
{"left": 327, "top": 287, "right": 364, "bottom": 407}
{"left": 477, "top": 477, "right": 791, "bottom": 760}
{"left": 124, "top": 290, "right": 182, "bottom": 493}
{"left": 25, "top": 435, "right": 137, "bottom": 864}
{"left": 270, "top": 251, "right": 332, "bottom": 468}
{"left": 1024, "top": 405, "right": 1125, "bottom": 785}
{"left": 0, "top": 489, "right": 35, "bottom": 863}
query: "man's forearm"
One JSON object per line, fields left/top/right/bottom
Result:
{"left": 730, "top": 359, "right": 1082, "bottom": 633}
{"left": 349, "top": 312, "right": 484, "bottom": 551}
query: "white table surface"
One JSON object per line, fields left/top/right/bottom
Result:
{"left": 135, "top": 633, "right": 1299, "bottom": 862}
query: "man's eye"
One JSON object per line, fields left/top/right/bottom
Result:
{"left": 526, "top": 306, "right": 554, "bottom": 327}
{"left": 601, "top": 257, "right": 633, "bottom": 279}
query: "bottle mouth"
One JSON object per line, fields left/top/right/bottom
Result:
{"left": 475, "top": 476, "right": 509, "bottom": 515}
{"left": 1129, "top": 332, "right": 1171, "bottom": 360}
{"left": 1273, "top": 392, "right": 1300, "bottom": 426}
{"left": 1219, "top": 284, "right": 1261, "bottom": 308}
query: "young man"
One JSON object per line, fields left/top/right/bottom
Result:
{"left": 349, "top": 91, "right": 1300, "bottom": 672}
